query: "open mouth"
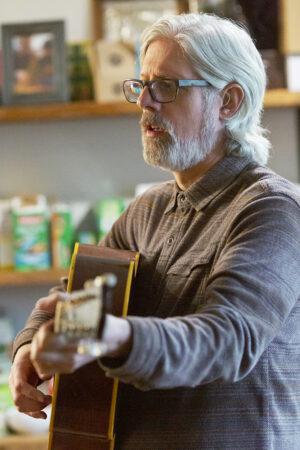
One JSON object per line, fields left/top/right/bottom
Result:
{"left": 145, "top": 124, "right": 166, "bottom": 136}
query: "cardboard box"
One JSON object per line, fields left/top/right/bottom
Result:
{"left": 96, "top": 40, "right": 135, "bottom": 77}
{"left": 0, "top": 200, "right": 13, "bottom": 269}
{"left": 11, "top": 195, "right": 51, "bottom": 272}
{"left": 286, "top": 55, "right": 300, "bottom": 91}
{"left": 92, "top": 40, "right": 135, "bottom": 103}
{"left": 51, "top": 203, "right": 74, "bottom": 269}
{"left": 96, "top": 197, "right": 130, "bottom": 240}
{"left": 94, "top": 75, "right": 125, "bottom": 102}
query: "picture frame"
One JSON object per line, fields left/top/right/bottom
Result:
{"left": 91, "top": 0, "right": 189, "bottom": 41}
{"left": 1, "top": 20, "right": 69, "bottom": 105}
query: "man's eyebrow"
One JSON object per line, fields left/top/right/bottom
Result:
{"left": 140, "top": 74, "right": 176, "bottom": 80}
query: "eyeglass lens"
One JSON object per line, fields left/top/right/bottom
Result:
{"left": 124, "top": 80, "right": 177, "bottom": 103}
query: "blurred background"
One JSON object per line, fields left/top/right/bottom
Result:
{"left": 0, "top": 1, "right": 299, "bottom": 448}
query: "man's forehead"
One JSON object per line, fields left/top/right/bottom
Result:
{"left": 141, "top": 39, "right": 196, "bottom": 80}
{"left": 143, "top": 38, "right": 184, "bottom": 62}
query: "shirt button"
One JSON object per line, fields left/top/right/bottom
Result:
{"left": 167, "top": 236, "right": 174, "bottom": 246}
{"left": 178, "top": 194, "right": 186, "bottom": 203}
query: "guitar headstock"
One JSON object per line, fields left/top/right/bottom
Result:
{"left": 54, "top": 273, "right": 117, "bottom": 356}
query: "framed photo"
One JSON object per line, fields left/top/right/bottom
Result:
{"left": 1, "top": 20, "right": 69, "bottom": 105}
{"left": 91, "top": 0, "right": 189, "bottom": 41}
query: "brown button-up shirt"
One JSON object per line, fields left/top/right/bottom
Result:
{"left": 14, "top": 155, "right": 300, "bottom": 449}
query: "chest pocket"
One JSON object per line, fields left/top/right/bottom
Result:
{"left": 154, "top": 244, "right": 218, "bottom": 317}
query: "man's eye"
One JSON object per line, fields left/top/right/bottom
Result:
{"left": 153, "top": 81, "right": 176, "bottom": 97}
{"left": 157, "top": 81, "right": 174, "bottom": 91}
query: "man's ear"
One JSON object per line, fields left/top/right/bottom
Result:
{"left": 219, "top": 83, "right": 244, "bottom": 120}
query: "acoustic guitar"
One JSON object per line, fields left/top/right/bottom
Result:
{"left": 48, "top": 243, "right": 139, "bottom": 450}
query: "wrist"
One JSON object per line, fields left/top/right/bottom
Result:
{"left": 102, "top": 315, "right": 133, "bottom": 359}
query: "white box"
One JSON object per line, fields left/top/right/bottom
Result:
{"left": 94, "top": 75, "right": 125, "bottom": 103}
{"left": 95, "top": 40, "right": 135, "bottom": 78}
{"left": 286, "top": 55, "right": 300, "bottom": 92}
{"left": 92, "top": 40, "right": 136, "bottom": 103}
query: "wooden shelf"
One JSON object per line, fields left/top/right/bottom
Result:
{"left": 0, "top": 89, "right": 299, "bottom": 124}
{"left": 264, "top": 89, "right": 300, "bottom": 108}
{"left": 0, "top": 433, "right": 48, "bottom": 450}
{"left": 0, "top": 269, "right": 68, "bottom": 287}
{"left": 0, "top": 100, "right": 138, "bottom": 123}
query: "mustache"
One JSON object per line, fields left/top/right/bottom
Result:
{"left": 140, "top": 112, "right": 171, "bottom": 131}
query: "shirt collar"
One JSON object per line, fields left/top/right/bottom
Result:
{"left": 164, "top": 185, "right": 178, "bottom": 214}
{"left": 164, "top": 155, "right": 253, "bottom": 214}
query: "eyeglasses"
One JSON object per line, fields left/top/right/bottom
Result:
{"left": 123, "top": 78, "right": 211, "bottom": 104}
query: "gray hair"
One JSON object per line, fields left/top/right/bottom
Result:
{"left": 140, "top": 13, "right": 271, "bottom": 165}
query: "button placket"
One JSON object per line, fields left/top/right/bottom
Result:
{"left": 167, "top": 236, "right": 175, "bottom": 246}
{"left": 150, "top": 210, "right": 187, "bottom": 315}
{"left": 178, "top": 193, "right": 190, "bottom": 214}
{"left": 178, "top": 193, "right": 186, "bottom": 204}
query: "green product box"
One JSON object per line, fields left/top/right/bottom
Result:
{"left": 0, "top": 381, "right": 13, "bottom": 420}
{"left": 51, "top": 204, "right": 74, "bottom": 269}
{"left": 11, "top": 196, "right": 51, "bottom": 272}
{"left": 77, "top": 230, "right": 97, "bottom": 245}
{"left": 96, "top": 197, "right": 130, "bottom": 240}
{"left": 0, "top": 379, "right": 13, "bottom": 436}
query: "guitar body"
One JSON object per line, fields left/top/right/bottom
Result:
{"left": 48, "top": 244, "right": 139, "bottom": 450}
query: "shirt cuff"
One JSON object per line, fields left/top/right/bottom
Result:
{"left": 99, "top": 316, "right": 162, "bottom": 389}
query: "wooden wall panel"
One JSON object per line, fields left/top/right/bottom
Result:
{"left": 280, "top": 0, "right": 300, "bottom": 53}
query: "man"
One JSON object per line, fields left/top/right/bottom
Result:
{"left": 9, "top": 13, "right": 300, "bottom": 450}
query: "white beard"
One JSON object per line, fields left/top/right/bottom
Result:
{"left": 141, "top": 106, "right": 220, "bottom": 172}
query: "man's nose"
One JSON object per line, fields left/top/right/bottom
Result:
{"left": 137, "top": 86, "right": 161, "bottom": 112}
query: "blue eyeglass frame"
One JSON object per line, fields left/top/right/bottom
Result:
{"left": 123, "top": 78, "right": 212, "bottom": 103}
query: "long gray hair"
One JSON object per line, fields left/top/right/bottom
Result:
{"left": 140, "top": 13, "right": 271, "bottom": 165}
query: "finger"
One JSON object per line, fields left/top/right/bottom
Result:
{"left": 39, "top": 318, "right": 55, "bottom": 334}
{"left": 16, "top": 395, "right": 51, "bottom": 413}
{"left": 32, "top": 352, "right": 79, "bottom": 376}
{"left": 27, "top": 410, "right": 48, "bottom": 420}
{"left": 33, "top": 350, "right": 93, "bottom": 376}
{"left": 11, "top": 378, "right": 52, "bottom": 410}
{"left": 9, "top": 372, "right": 42, "bottom": 402}
{"left": 30, "top": 320, "right": 54, "bottom": 358}
{"left": 31, "top": 330, "right": 79, "bottom": 378}
{"left": 49, "top": 277, "right": 68, "bottom": 294}
{"left": 13, "top": 386, "right": 52, "bottom": 412}
{"left": 61, "top": 276, "right": 69, "bottom": 290}
{"left": 31, "top": 319, "right": 57, "bottom": 351}
{"left": 48, "top": 286, "right": 62, "bottom": 294}
{"left": 17, "top": 381, "right": 51, "bottom": 403}
{"left": 35, "top": 291, "right": 69, "bottom": 313}
{"left": 32, "top": 328, "right": 79, "bottom": 354}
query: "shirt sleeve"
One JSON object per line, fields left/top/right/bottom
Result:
{"left": 12, "top": 278, "right": 68, "bottom": 360}
{"left": 12, "top": 309, "right": 53, "bottom": 361}
{"left": 100, "top": 193, "right": 300, "bottom": 390}
{"left": 12, "top": 203, "right": 137, "bottom": 361}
